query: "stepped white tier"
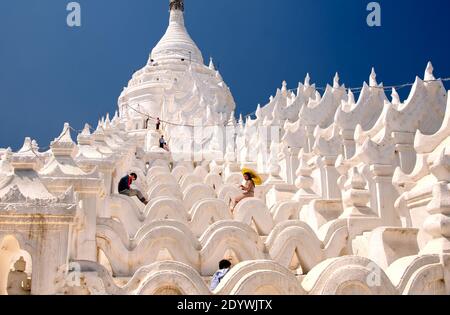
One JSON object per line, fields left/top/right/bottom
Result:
{"left": 0, "top": 0, "right": 449, "bottom": 296}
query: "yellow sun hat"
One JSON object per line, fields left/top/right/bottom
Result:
{"left": 241, "top": 168, "right": 263, "bottom": 186}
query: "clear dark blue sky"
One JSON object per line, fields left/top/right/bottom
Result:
{"left": 0, "top": 0, "right": 449, "bottom": 150}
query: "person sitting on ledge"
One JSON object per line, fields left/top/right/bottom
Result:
{"left": 229, "top": 169, "right": 262, "bottom": 213}
{"left": 209, "top": 259, "right": 232, "bottom": 291}
{"left": 118, "top": 173, "right": 148, "bottom": 205}
{"left": 159, "top": 135, "right": 170, "bottom": 152}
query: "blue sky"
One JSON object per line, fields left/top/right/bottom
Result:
{"left": 0, "top": 0, "right": 449, "bottom": 150}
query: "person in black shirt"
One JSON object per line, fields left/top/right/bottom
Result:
{"left": 118, "top": 173, "right": 148, "bottom": 205}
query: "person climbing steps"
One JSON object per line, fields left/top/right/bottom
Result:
{"left": 118, "top": 173, "right": 148, "bottom": 205}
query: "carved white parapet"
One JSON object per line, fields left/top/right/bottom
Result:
{"left": 355, "top": 64, "right": 447, "bottom": 173}
{"left": 421, "top": 148, "right": 450, "bottom": 255}
{"left": 415, "top": 91, "right": 450, "bottom": 154}
{"left": 299, "top": 83, "right": 346, "bottom": 131}
{"left": 334, "top": 78, "right": 387, "bottom": 159}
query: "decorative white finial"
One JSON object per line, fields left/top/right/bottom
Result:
{"left": 369, "top": 67, "right": 377, "bottom": 87}
{"left": 209, "top": 57, "right": 215, "bottom": 71}
{"left": 348, "top": 89, "right": 355, "bottom": 105}
{"left": 425, "top": 61, "right": 435, "bottom": 81}
{"left": 18, "top": 138, "right": 33, "bottom": 154}
{"left": 391, "top": 88, "right": 400, "bottom": 105}
{"left": 112, "top": 111, "right": 119, "bottom": 125}
{"left": 104, "top": 114, "right": 111, "bottom": 129}
{"left": 55, "top": 123, "right": 74, "bottom": 143}
{"left": 96, "top": 120, "right": 103, "bottom": 131}
{"left": 333, "top": 72, "right": 340, "bottom": 89}
{"left": 282, "top": 80, "right": 287, "bottom": 91}
{"left": 314, "top": 90, "right": 322, "bottom": 102}
{"left": 304, "top": 73, "right": 311, "bottom": 87}
{"left": 81, "top": 123, "right": 91, "bottom": 136}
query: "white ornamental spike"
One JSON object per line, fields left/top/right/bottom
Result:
{"left": 55, "top": 123, "right": 74, "bottom": 144}
{"left": 81, "top": 123, "right": 91, "bottom": 136}
{"left": 333, "top": 72, "right": 340, "bottom": 89}
{"left": 348, "top": 89, "right": 356, "bottom": 105}
{"left": 315, "top": 90, "right": 322, "bottom": 102}
{"left": 425, "top": 61, "right": 435, "bottom": 81}
{"left": 304, "top": 73, "right": 311, "bottom": 87}
{"left": 369, "top": 67, "right": 377, "bottom": 87}
{"left": 391, "top": 88, "right": 400, "bottom": 105}
{"left": 209, "top": 57, "right": 216, "bottom": 71}
{"left": 18, "top": 137, "right": 33, "bottom": 154}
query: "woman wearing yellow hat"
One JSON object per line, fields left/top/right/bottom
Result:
{"left": 230, "top": 169, "right": 262, "bottom": 213}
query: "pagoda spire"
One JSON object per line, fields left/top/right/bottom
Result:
{"left": 170, "top": 0, "right": 184, "bottom": 12}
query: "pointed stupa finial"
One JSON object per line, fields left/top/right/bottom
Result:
{"left": 282, "top": 80, "right": 287, "bottom": 91}
{"left": 391, "top": 88, "right": 400, "bottom": 105}
{"left": 51, "top": 123, "right": 76, "bottom": 156}
{"left": 81, "top": 123, "right": 91, "bottom": 136}
{"left": 13, "top": 138, "right": 40, "bottom": 170}
{"left": 96, "top": 119, "right": 103, "bottom": 131}
{"left": 369, "top": 67, "right": 377, "bottom": 87}
{"left": 425, "top": 61, "right": 435, "bottom": 81}
{"left": 112, "top": 111, "right": 119, "bottom": 125}
{"left": 170, "top": 0, "right": 184, "bottom": 11}
{"left": 53, "top": 123, "right": 74, "bottom": 144}
{"left": 209, "top": 57, "right": 216, "bottom": 70}
{"left": 104, "top": 113, "right": 111, "bottom": 129}
{"left": 348, "top": 89, "right": 355, "bottom": 105}
{"left": 333, "top": 72, "right": 340, "bottom": 89}
{"left": 304, "top": 73, "right": 311, "bottom": 86}
{"left": 18, "top": 138, "right": 33, "bottom": 154}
